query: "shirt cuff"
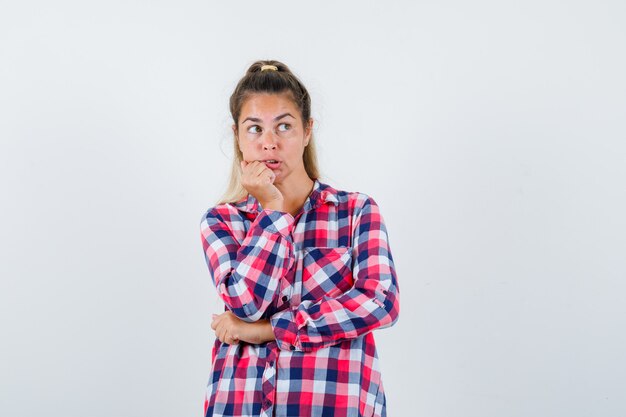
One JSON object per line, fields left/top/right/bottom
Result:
{"left": 270, "top": 308, "right": 299, "bottom": 351}
{"left": 251, "top": 209, "right": 295, "bottom": 238}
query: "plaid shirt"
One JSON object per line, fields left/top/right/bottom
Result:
{"left": 200, "top": 179, "right": 400, "bottom": 417}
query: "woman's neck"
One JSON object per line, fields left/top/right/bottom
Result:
{"left": 274, "top": 173, "right": 315, "bottom": 217}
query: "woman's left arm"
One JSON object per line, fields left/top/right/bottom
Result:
{"left": 270, "top": 194, "right": 400, "bottom": 353}
{"left": 211, "top": 311, "right": 273, "bottom": 345}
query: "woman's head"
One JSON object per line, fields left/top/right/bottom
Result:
{"left": 229, "top": 61, "right": 311, "bottom": 133}
{"left": 218, "top": 60, "right": 320, "bottom": 204}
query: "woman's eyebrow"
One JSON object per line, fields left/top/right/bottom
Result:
{"left": 241, "top": 112, "right": 295, "bottom": 124}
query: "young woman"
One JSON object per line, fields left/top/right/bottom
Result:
{"left": 200, "top": 60, "right": 400, "bottom": 417}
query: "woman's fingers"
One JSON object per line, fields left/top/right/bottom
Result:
{"left": 250, "top": 161, "right": 267, "bottom": 177}
{"left": 242, "top": 160, "right": 272, "bottom": 184}
{"left": 217, "top": 326, "right": 227, "bottom": 343}
{"left": 225, "top": 332, "right": 238, "bottom": 345}
{"left": 212, "top": 314, "right": 224, "bottom": 339}
{"left": 217, "top": 328, "right": 238, "bottom": 345}
{"left": 212, "top": 312, "right": 240, "bottom": 345}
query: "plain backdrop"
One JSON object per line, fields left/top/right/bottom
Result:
{"left": 1, "top": 1, "right": 625, "bottom": 416}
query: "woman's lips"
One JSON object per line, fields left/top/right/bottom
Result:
{"left": 263, "top": 161, "right": 281, "bottom": 170}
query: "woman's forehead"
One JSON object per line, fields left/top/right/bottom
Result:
{"left": 240, "top": 93, "right": 300, "bottom": 120}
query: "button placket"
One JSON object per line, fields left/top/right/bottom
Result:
{"left": 290, "top": 248, "right": 304, "bottom": 306}
{"left": 260, "top": 343, "right": 278, "bottom": 416}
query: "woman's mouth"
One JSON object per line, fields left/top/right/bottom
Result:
{"left": 263, "top": 160, "right": 281, "bottom": 169}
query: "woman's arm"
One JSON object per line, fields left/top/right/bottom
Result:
{"left": 200, "top": 207, "right": 296, "bottom": 322}
{"left": 270, "top": 195, "right": 400, "bottom": 353}
{"left": 211, "top": 312, "right": 274, "bottom": 345}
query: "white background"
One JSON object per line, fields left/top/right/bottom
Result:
{"left": 1, "top": 1, "right": 625, "bottom": 416}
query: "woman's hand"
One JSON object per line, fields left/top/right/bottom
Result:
{"left": 211, "top": 310, "right": 275, "bottom": 345}
{"left": 240, "top": 160, "right": 284, "bottom": 210}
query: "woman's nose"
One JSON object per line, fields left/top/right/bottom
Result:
{"left": 261, "top": 132, "right": 278, "bottom": 149}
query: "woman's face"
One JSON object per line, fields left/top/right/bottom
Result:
{"left": 234, "top": 92, "right": 312, "bottom": 185}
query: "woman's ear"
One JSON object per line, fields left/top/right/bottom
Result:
{"left": 304, "top": 118, "right": 313, "bottom": 145}
{"left": 232, "top": 124, "right": 241, "bottom": 150}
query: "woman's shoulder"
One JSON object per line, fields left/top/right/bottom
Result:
{"left": 318, "top": 180, "right": 380, "bottom": 212}
{"left": 199, "top": 198, "right": 249, "bottom": 226}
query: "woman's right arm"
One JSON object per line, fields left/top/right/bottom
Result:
{"left": 200, "top": 206, "right": 296, "bottom": 322}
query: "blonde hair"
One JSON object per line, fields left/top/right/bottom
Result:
{"left": 216, "top": 60, "right": 321, "bottom": 205}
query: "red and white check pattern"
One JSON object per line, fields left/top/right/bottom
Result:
{"left": 200, "top": 179, "right": 400, "bottom": 417}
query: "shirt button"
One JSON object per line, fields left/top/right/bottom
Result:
{"left": 264, "top": 400, "right": 272, "bottom": 408}
{"left": 282, "top": 295, "right": 288, "bottom": 302}
{"left": 289, "top": 345, "right": 296, "bottom": 351}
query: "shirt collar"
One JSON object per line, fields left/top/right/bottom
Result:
{"left": 234, "top": 178, "right": 339, "bottom": 214}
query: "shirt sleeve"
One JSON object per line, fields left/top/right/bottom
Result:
{"left": 200, "top": 206, "right": 296, "bottom": 322}
{"left": 270, "top": 195, "right": 400, "bottom": 352}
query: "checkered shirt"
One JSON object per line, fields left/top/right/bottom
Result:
{"left": 199, "top": 179, "right": 400, "bottom": 417}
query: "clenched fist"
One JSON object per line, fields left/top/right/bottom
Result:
{"left": 211, "top": 311, "right": 274, "bottom": 345}
{"left": 240, "top": 160, "right": 284, "bottom": 209}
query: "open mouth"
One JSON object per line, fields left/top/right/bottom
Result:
{"left": 263, "top": 160, "right": 281, "bottom": 169}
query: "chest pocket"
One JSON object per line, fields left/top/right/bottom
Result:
{"left": 301, "top": 246, "right": 354, "bottom": 301}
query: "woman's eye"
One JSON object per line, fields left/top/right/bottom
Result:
{"left": 246, "top": 125, "right": 261, "bottom": 134}
{"left": 278, "top": 123, "right": 291, "bottom": 132}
